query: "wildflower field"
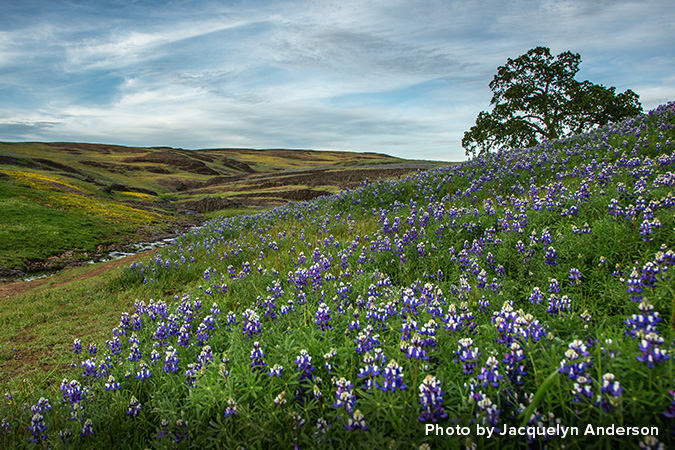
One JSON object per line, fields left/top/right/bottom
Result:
{"left": 2, "top": 102, "right": 675, "bottom": 449}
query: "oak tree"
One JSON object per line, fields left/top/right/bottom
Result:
{"left": 462, "top": 46, "right": 642, "bottom": 157}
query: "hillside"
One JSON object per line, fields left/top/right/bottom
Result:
{"left": 0, "top": 142, "right": 445, "bottom": 276}
{"left": 1, "top": 102, "right": 674, "bottom": 448}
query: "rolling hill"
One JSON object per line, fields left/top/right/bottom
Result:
{"left": 0, "top": 142, "right": 447, "bottom": 276}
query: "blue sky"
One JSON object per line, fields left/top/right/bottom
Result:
{"left": 1, "top": 0, "right": 673, "bottom": 161}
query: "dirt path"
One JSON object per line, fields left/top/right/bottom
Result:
{"left": 0, "top": 249, "right": 157, "bottom": 300}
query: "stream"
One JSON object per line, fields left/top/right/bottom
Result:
{"left": 17, "top": 236, "right": 177, "bottom": 282}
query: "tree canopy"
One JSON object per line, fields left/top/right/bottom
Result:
{"left": 462, "top": 46, "right": 642, "bottom": 157}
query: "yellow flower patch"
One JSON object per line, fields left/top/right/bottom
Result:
{"left": 1, "top": 169, "right": 162, "bottom": 225}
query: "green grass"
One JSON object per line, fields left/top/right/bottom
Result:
{"left": 0, "top": 262, "right": 146, "bottom": 387}
{"left": 2, "top": 106, "right": 675, "bottom": 448}
{"left": 1, "top": 142, "right": 445, "bottom": 273}
{"left": 0, "top": 179, "right": 126, "bottom": 269}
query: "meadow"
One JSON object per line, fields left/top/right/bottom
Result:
{"left": 1, "top": 102, "right": 675, "bottom": 449}
{"left": 0, "top": 142, "right": 439, "bottom": 275}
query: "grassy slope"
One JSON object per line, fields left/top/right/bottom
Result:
{"left": 0, "top": 143, "right": 446, "bottom": 272}
{"left": 3, "top": 104, "right": 674, "bottom": 448}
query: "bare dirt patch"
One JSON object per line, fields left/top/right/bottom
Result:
{"left": 124, "top": 151, "right": 222, "bottom": 175}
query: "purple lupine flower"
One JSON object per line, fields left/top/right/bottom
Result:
{"left": 105, "top": 375, "right": 120, "bottom": 391}
{"left": 210, "top": 302, "right": 221, "bottom": 316}
{"left": 315, "top": 302, "right": 333, "bottom": 331}
{"left": 476, "top": 270, "right": 488, "bottom": 289}
{"left": 379, "top": 359, "right": 407, "bottom": 392}
{"left": 224, "top": 398, "right": 238, "bottom": 418}
{"left": 136, "top": 361, "right": 152, "bottom": 381}
{"left": 314, "top": 417, "right": 330, "bottom": 443}
{"left": 528, "top": 287, "right": 544, "bottom": 305}
{"left": 60, "top": 379, "right": 82, "bottom": 406}
{"left": 294, "top": 349, "right": 315, "bottom": 401}
{"left": 595, "top": 373, "right": 623, "bottom": 411}
{"left": 418, "top": 374, "right": 448, "bottom": 422}
{"left": 73, "top": 338, "right": 82, "bottom": 355}
{"left": 477, "top": 356, "right": 504, "bottom": 388}
{"left": 127, "top": 342, "right": 142, "bottom": 362}
{"left": 401, "top": 333, "right": 429, "bottom": 361}
{"left": 354, "top": 325, "right": 380, "bottom": 354}
{"left": 197, "top": 315, "right": 216, "bottom": 344}
{"left": 419, "top": 319, "right": 439, "bottom": 348}
{"left": 126, "top": 396, "right": 141, "bottom": 417}
{"left": 268, "top": 364, "right": 284, "bottom": 377}
{"left": 29, "top": 413, "right": 47, "bottom": 443}
{"left": 638, "top": 435, "right": 666, "bottom": 450}
{"left": 547, "top": 294, "right": 572, "bottom": 317}
{"left": 626, "top": 267, "right": 644, "bottom": 302}
{"left": 400, "top": 318, "right": 419, "bottom": 341}
{"left": 503, "top": 342, "right": 527, "bottom": 385}
{"left": 226, "top": 311, "right": 237, "bottom": 328}
{"left": 324, "top": 348, "right": 337, "bottom": 373}
{"left": 559, "top": 340, "right": 591, "bottom": 380}
{"left": 105, "top": 337, "right": 122, "bottom": 355}
{"left": 547, "top": 278, "right": 561, "bottom": 293}
{"left": 130, "top": 313, "right": 143, "bottom": 331}
{"left": 173, "top": 418, "right": 190, "bottom": 443}
{"left": 456, "top": 338, "right": 480, "bottom": 374}
{"left": 88, "top": 343, "right": 98, "bottom": 356}
{"left": 333, "top": 377, "right": 356, "bottom": 414}
{"left": 640, "top": 262, "right": 660, "bottom": 289}
{"left": 568, "top": 268, "right": 582, "bottom": 286}
{"left": 357, "top": 352, "right": 382, "bottom": 390}
{"left": 572, "top": 375, "right": 593, "bottom": 403}
{"left": 515, "top": 240, "right": 526, "bottom": 254}
{"left": 349, "top": 310, "right": 361, "bottom": 331}
{"left": 80, "top": 418, "right": 94, "bottom": 437}
{"left": 250, "top": 341, "right": 267, "bottom": 373}
{"left": 242, "top": 309, "right": 263, "bottom": 338}
{"left": 513, "top": 310, "right": 548, "bottom": 342}
{"left": 637, "top": 332, "right": 670, "bottom": 368}
{"left": 477, "top": 295, "right": 490, "bottom": 312}
{"left": 639, "top": 218, "right": 662, "bottom": 241}
{"left": 1, "top": 419, "right": 9, "bottom": 435}
{"left": 545, "top": 246, "right": 558, "bottom": 266}
{"left": 157, "top": 418, "right": 170, "bottom": 439}
{"left": 625, "top": 300, "right": 662, "bottom": 337}
{"left": 540, "top": 228, "right": 552, "bottom": 244}
{"left": 473, "top": 391, "right": 500, "bottom": 430}
{"left": 164, "top": 346, "right": 179, "bottom": 374}
{"left": 150, "top": 349, "right": 161, "bottom": 364}
{"left": 261, "top": 295, "right": 277, "bottom": 319}
{"left": 32, "top": 397, "right": 52, "bottom": 414}
{"left": 184, "top": 363, "right": 197, "bottom": 388}
{"left": 345, "top": 409, "right": 369, "bottom": 431}
{"left": 197, "top": 345, "right": 213, "bottom": 370}
{"left": 81, "top": 358, "right": 99, "bottom": 378}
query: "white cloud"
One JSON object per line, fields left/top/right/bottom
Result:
{"left": 0, "top": 0, "right": 673, "bottom": 161}
{"left": 61, "top": 18, "right": 253, "bottom": 72}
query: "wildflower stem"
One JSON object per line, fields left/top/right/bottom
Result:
{"left": 519, "top": 369, "right": 558, "bottom": 427}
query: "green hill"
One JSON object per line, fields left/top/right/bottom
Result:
{"left": 0, "top": 142, "right": 445, "bottom": 274}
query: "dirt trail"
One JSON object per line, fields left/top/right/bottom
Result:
{"left": 0, "top": 249, "right": 157, "bottom": 300}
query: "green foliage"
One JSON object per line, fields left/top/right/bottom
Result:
{"left": 0, "top": 178, "right": 121, "bottom": 269}
{"left": 1, "top": 104, "right": 675, "bottom": 449}
{"left": 463, "top": 46, "right": 642, "bottom": 157}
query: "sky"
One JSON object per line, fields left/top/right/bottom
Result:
{"left": 0, "top": 0, "right": 674, "bottom": 161}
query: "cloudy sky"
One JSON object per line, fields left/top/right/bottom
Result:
{"left": 1, "top": 0, "right": 673, "bottom": 161}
